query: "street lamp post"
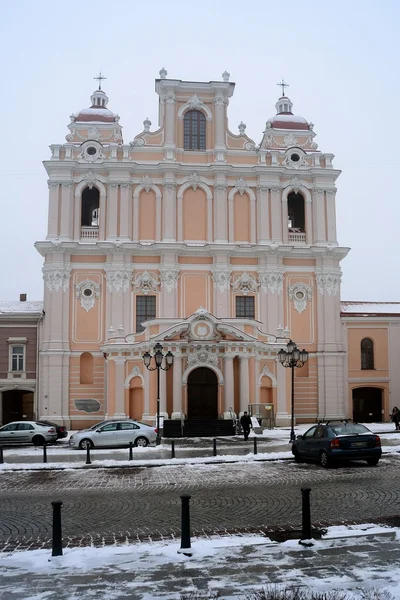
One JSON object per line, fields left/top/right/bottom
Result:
{"left": 278, "top": 340, "right": 309, "bottom": 444}
{"left": 143, "top": 343, "right": 174, "bottom": 446}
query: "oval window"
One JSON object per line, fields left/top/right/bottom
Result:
{"left": 291, "top": 153, "right": 300, "bottom": 162}
{"left": 87, "top": 146, "right": 97, "bottom": 156}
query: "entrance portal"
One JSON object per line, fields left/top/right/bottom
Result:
{"left": 2, "top": 390, "right": 35, "bottom": 424}
{"left": 352, "top": 387, "right": 383, "bottom": 423}
{"left": 187, "top": 367, "right": 218, "bottom": 420}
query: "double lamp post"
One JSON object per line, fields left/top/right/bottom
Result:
{"left": 143, "top": 343, "right": 174, "bottom": 445}
{"left": 278, "top": 340, "right": 309, "bottom": 444}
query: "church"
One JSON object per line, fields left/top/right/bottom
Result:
{"left": 33, "top": 70, "right": 400, "bottom": 432}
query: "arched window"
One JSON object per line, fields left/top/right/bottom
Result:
{"left": 80, "top": 352, "right": 94, "bottom": 384}
{"left": 81, "top": 187, "right": 100, "bottom": 227}
{"left": 361, "top": 338, "right": 374, "bottom": 370}
{"left": 184, "top": 110, "right": 206, "bottom": 151}
{"left": 287, "top": 192, "right": 305, "bottom": 231}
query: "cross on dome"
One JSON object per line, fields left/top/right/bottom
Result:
{"left": 277, "top": 78, "right": 289, "bottom": 97}
{"left": 94, "top": 72, "right": 107, "bottom": 91}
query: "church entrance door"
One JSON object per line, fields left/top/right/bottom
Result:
{"left": 187, "top": 367, "right": 218, "bottom": 420}
{"left": 352, "top": 387, "right": 383, "bottom": 423}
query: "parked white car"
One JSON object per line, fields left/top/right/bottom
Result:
{"left": 69, "top": 420, "right": 157, "bottom": 449}
{"left": 0, "top": 421, "right": 58, "bottom": 445}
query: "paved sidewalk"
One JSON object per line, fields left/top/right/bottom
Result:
{"left": 0, "top": 527, "right": 399, "bottom": 599}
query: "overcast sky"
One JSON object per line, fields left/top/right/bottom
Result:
{"left": 1, "top": 0, "right": 399, "bottom": 302}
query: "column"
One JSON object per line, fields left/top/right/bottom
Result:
{"left": 163, "top": 93, "right": 176, "bottom": 160}
{"left": 162, "top": 181, "right": 176, "bottom": 242}
{"left": 114, "top": 358, "right": 126, "bottom": 417}
{"left": 239, "top": 355, "right": 249, "bottom": 414}
{"left": 46, "top": 183, "right": 59, "bottom": 239}
{"left": 107, "top": 183, "right": 118, "bottom": 239}
{"left": 326, "top": 190, "right": 337, "bottom": 243}
{"left": 305, "top": 198, "right": 313, "bottom": 245}
{"left": 313, "top": 188, "right": 326, "bottom": 244}
{"left": 257, "top": 186, "right": 270, "bottom": 243}
{"left": 142, "top": 367, "right": 150, "bottom": 418}
{"left": 270, "top": 188, "right": 282, "bottom": 242}
{"left": 159, "top": 367, "right": 167, "bottom": 416}
{"left": 281, "top": 193, "right": 289, "bottom": 244}
{"left": 212, "top": 260, "right": 231, "bottom": 318}
{"left": 213, "top": 95, "right": 227, "bottom": 161}
{"left": 250, "top": 195, "right": 256, "bottom": 243}
{"left": 60, "top": 182, "right": 73, "bottom": 239}
{"left": 172, "top": 354, "right": 183, "bottom": 418}
{"left": 254, "top": 358, "right": 260, "bottom": 405}
{"left": 119, "top": 183, "right": 131, "bottom": 239}
{"left": 275, "top": 358, "right": 290, "bottom": 426}
{"left": 224, "top": 355, "right": 234, "bottom": 415}
{"left": 214, "top": 183, "right": 228, "bottom": 243}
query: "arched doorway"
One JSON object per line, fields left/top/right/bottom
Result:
{"left": 352, "top": 387, "right": 383, "bottom": 423}
{"left": 2, "top": 390, "right": 35, "bottom": 424}
{"left": 188, "top": 367, "right": 218, "bottom": 420}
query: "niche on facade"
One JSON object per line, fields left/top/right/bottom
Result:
{"left": 80, "top": 352, "right": 94, "bottom": 384}
{"left": 74, "top": 398, "right": 101, "bottom": 413}
{"left": 287, "top": 192, "right": 305, "bottom": 232}
{"left": 81, "top": 186, "right": 100, "bottom": 227}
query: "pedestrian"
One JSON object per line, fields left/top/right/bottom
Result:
{"left": 240, "top": 411, "right": 252, "bottom": 441}
{"left": 391, "top": 407, "right": 400, "bottom": 431}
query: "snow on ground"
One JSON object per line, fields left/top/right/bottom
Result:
{"left": 0, "top": 525, "right": 400, "bottom": 599}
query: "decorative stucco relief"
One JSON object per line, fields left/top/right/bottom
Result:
{"left": 231, "top": 272, "right": 259, "bottom": 295}
{"left": 159, "top": 268, "right": 180, "bottom": 294}
{"left": 132, "top": 271, "right": 160, "bottom": 295}
{"left": 235, "top": 177, "right": 247, "bottom": 196}
{"left": 141, "top": 175, "right": 153, "bottom": 193}
{"left": 288, "top": 282, "right": 312, "bottom": 314}
{"left": 258, "top": 271, "right": 283, "bottom": 295}
{"left": 316, "top": 273, "right": 341, "bottom": 296}
{"left": 104, "top": 266, "right": 134, "bottom": 293}
{"left": 75, "top": 279, "right": 100, "bottom": 312}
{"left": 211, "top": 268, "right": 231, "bottom": 294}
{"left": 42, "top": 266, "right": 71, "bottom": 293}
{"left": 187, "top": 345, "right": 219, "bottom": 369}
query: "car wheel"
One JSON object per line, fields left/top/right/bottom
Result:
{"left": 320, "top": 451, "right": 330, "bottom": 469}
{"left": 367, "top": 457, "right": 380, "bottom": 466}
{"left": 32, "top": 435, "right": 46, "bottom": 446}
{"left": 293, "top": 448, "right": 303, "bottom": 463}
{"left": 134, "top": 436, "right": 149, "bottom": 448}
{"left": 79, "top": 439, "right": 94, "bottom": 450}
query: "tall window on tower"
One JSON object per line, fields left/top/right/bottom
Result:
{"left": 136, "top": 296, "right": 156, "bottom": 333}
{"left": 361, "top": 338, "right": 374, "bottom": 370}
{"left": 287, "top": 192, "right": 305, "bottom": 232}
{"left": 81, "top": 187, "right": 100, "bottom": 228}
{"left": 235, "top": 296, "right": 255, "bottom": 319}
{"left": 184, "top": 110, "right": 206, "bottom": 151}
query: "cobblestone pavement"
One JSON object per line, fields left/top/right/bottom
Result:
{"left": 1, "top": 454, "right": 400, "bottom": 551}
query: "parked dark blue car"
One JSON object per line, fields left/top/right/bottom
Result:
{"left": 292, "top": 421, "right": 382, "bottom": 468}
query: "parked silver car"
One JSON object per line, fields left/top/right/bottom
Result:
{"left": 0, "top": 421, "right": 58, "bottom": 445}
{"left": 69, "top": 420, "right": 157, "bottom": 450}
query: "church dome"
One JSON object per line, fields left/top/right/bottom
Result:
{"left": 267, "top": 95, "right": 310, "bottom": 131}
{"left": 73, "top": 89, "right": 118, "bottom": 124}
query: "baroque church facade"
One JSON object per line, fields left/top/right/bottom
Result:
{"left": 33, "top": 71, "right": 400, "bottom": 430}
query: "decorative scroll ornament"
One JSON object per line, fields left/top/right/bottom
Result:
{"left": 162, "top": 178, "right": 177, "bottom": 190}
{"left": 285, "top": 176, "right": 302, "bottom": 193}
{"left": 214, "top": 95, "right": 228, "bottom": 107}
{"left": 288, "top": 282, "right": 312, "bottom": 314}
{"left": 187, "top": 345, "right": 219, "bottom": 369}
{"left": 78, "top": 147, "right": 105, "bottom": 163}
{"left": 214, "top": 182, "right": 227, "bottom": 191}
{"left": 159, "top": 267, "right": 180, "bottom": 294}
{"left": 188, "top": 172, "right": 201, "bottom": 190}
{"left": 87, "top": 125, "right": 101, "bottom": 140}
{"left": 82, "top": 170, "right": 98, "bottom": 189}
{"left": 42, "top": 266, "right": 71, "bottom": 293}
{"left": 104, "top": 266, "right": 134, "bottom": 293}
{"left": 316, "top": 273, "right": 341, "bottom": 296}
{"left": 235, "top": 177, "right": 247, "bottom": 196}
{"left": 132, "top": 271, "right": 160, "bottom": 295}
{"left": 283, "top": 133, "right": 298, "bottom": 147}
{"left": 142, "top": 174, "right": 153, "bottom": 193}
{"left": 282, "top": 153, "right": 308, "bottom": 169}
{"left": 245, "top": 142, "right": 257, "bottom": 151}
{"left": 162, "top": 94, "right": 176, "bottom": 105}
{"left": 231, "top": 272, "right": 259, "bottom": 295}
{"left": 75, "top": 279, "right": 100, "bottom": 312}
{"left": 130, "top": 138, "right": 145, "bottom": 148}
{"left": 186, "top": 94, "right": 206, "bottom": 111}
{"left": 258, "top": 271, "right": 283, "bottom": 296}
{"left": 211, "top": 268, "right": 231, "bottom": 294}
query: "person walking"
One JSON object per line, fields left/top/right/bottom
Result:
{"left": 391, "top": 407, "right": 400, "bottom": 431}
{"left": 240, "top": 411, "right": 252, "bottom": 441}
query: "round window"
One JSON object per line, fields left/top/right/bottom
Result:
{"left": 295, "top": 290, "right": 305, "bottom": 300}
{"left": 86, "top": 146, "right": 97, "bottom": 156}
{"left": 83, "top": 288, "right": 93, "bottom": 297}
{"left": 291, "top": 153, "right": 300, "bottom": 162}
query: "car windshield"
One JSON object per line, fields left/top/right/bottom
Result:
{"left": 330, "top": 423, "right": 371, "bottom": 436}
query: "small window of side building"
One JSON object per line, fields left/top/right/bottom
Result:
{"left": 136, "top": 296, "right": 156, "bottom": 333}
{"left": 235, "top": 296, "right": 255, "bottom": 319}
{"left": 11, "top": 345, "right": 25, "bottom": 372}
{"left": 361, "top": 338, "right": 374, "bottom": 370}
{"left": 184, "top": 110, "right": 206, "bottom": 151}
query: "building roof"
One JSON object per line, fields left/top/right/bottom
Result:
{"left": 341, "top": 301, "right": 400, "bottom": 316}
{"left": 0, "top": 301, "right": 43, "bottom": 314}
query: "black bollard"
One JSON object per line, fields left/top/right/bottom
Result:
{"left": 213, "top": 438, "right": 217, "bottom": 457}
{"left": 253, "top": 437, "right": 258, "bottom": 455}
{"left": 85, "top": 444, "right": 92, "bottom": 465}
{"left": 43, "top": 442, "right": 47, "bottom": 464}
{"left": 0, "top": 446, "right": 3, "bottom": 464}
{"left": 178, "top": 494, "right": 192, "bottom": 555}
{"left": 129, "top": 441, "right": 133, "bottom": 461}
{"left": 51, "top": 500, "right": 63, "bottom": 557}
{"left": 300, "top": 487, "right": 313, "bottom": 545}
{"left": 171, "top": 440, "right": 175, "bottom": 459}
